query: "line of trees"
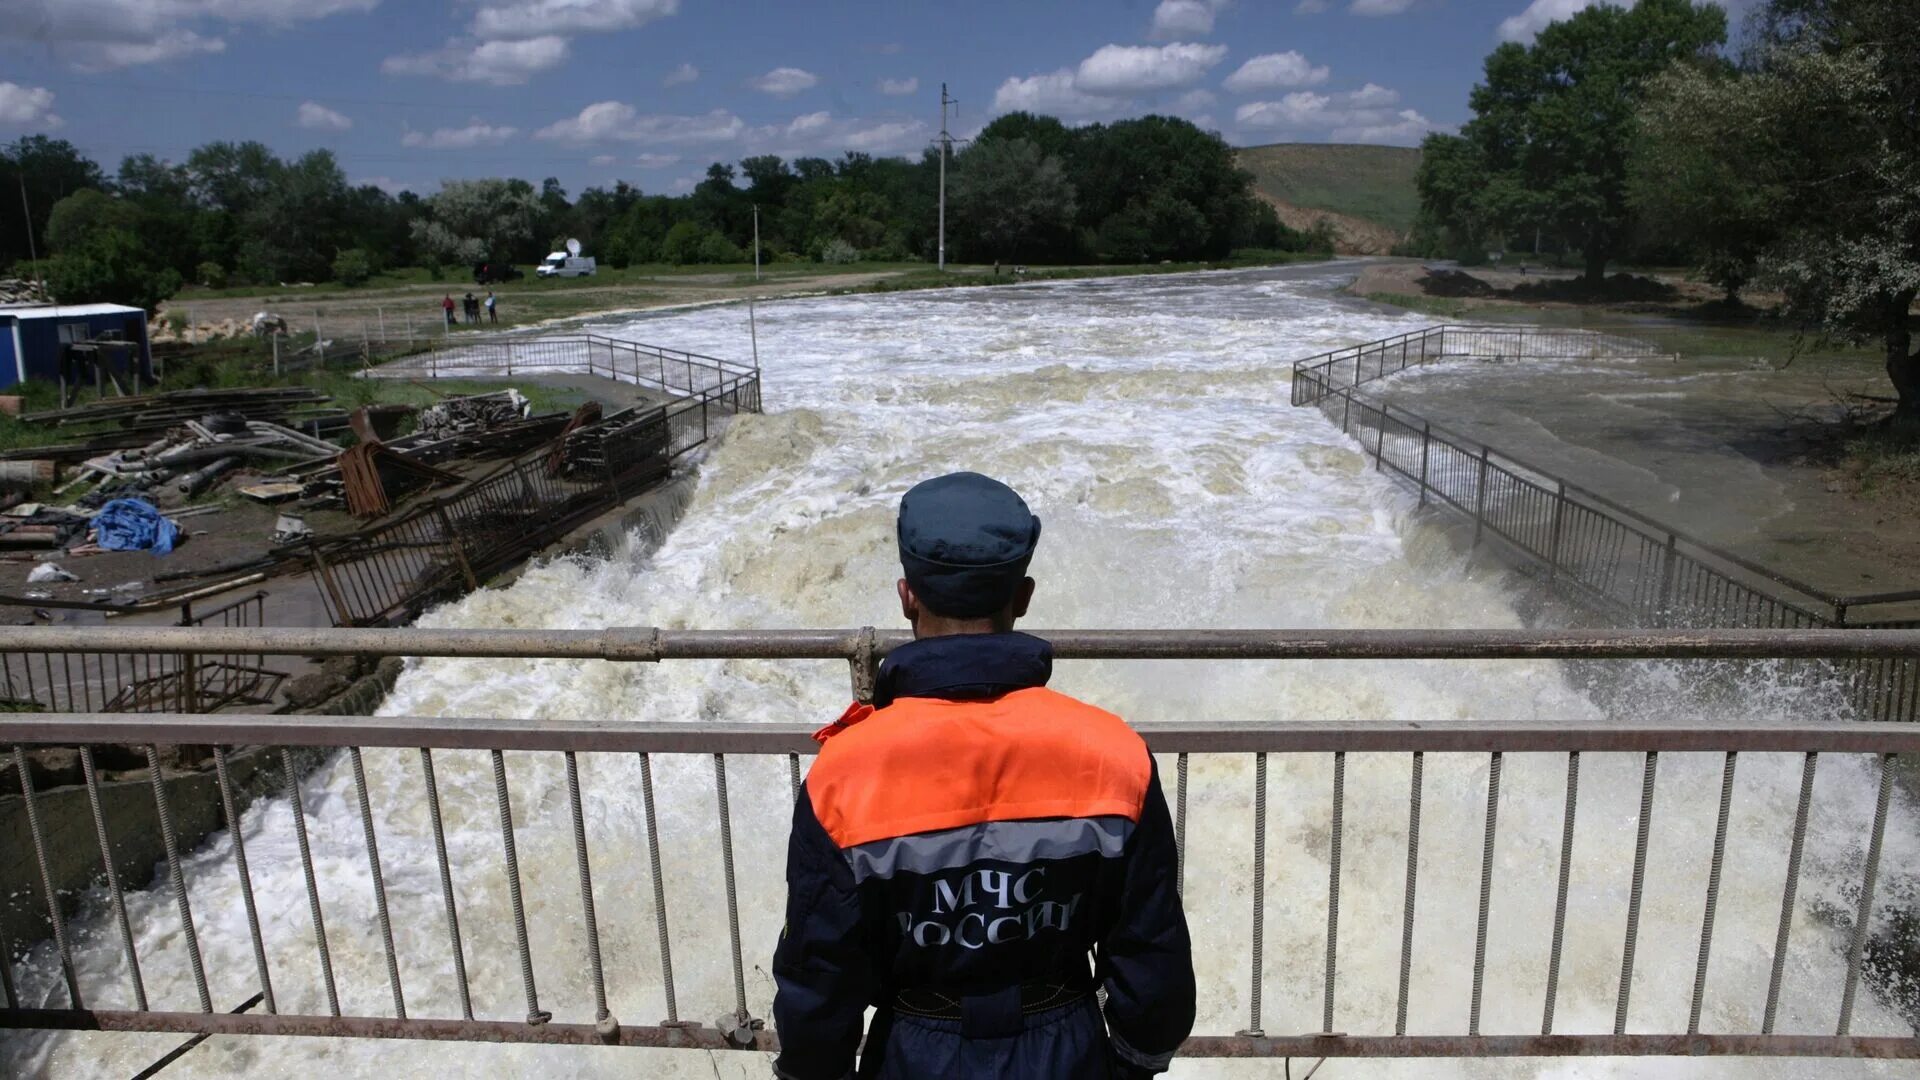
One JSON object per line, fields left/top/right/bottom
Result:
{"left": 1, "top": 112, "right": 1316, "bottom": 313}
{"left": 1413, "top": 0, "right": 1920, "bottom": 426}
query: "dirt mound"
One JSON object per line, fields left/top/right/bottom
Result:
{"left": 1253, "top": 192, "right": 1403, "bottom": 256}
{"left": 1509, "top": 273, "right": 1677, "bottom": 303}
{"left": 1420, "top": 268, "right": 1498, "bottom": 298}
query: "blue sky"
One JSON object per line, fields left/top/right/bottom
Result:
{"left": 0, "top": 0, "right": 1744, "bottom": 198}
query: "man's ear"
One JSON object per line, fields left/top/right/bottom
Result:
{"left": 1011, "top": 577, "right": 1035, "bottom": 620}
{"left": 897, "top": 578, "right": 918, "bottom": 624}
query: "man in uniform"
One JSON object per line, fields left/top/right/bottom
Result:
{"left": 773, "top": 472, "right": 1195, "bottom": 1079}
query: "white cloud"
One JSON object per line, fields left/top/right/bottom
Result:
{"left": 2, "top": 0, "right": 372, "bottom": 69}
{"left": 878, "top": 76, "right": 919, "bottom": 96}
{"left": 359, "top": 175, "right": 410, "bottom": 195}
{"left": 1223, "top": 51, "right": 1330, "bottom": 93}
{"left": 1173, "top": 88, "right": 1217, "bottom": 110}
{"left": 1350, "top": 0, "right": 1418, "bottom": 13}
{"left": 589, "top": 154, "right": 617, "bottom": 166}
{"left": 1234, "top": 83, "right": 1436, "bottom": 144}
{"left": 402, "top": 121, "right": 519, "bottom": 149}
{"left": 634, "top": 152, "right": 680, "bottom": 168}
{"left": 1496, "top": 0, "right": 1597, "bottom": 41}
{"left": 0, "top": 83, "right": 60, "bottom": 129}
{"left": 1149, "top": 0, "right": 1226, "bottom": 39}
{"left": 535, "top": 102, "right": 746, "bottom": 144}
{"left": 470, "top": 0, "right": 677, "bottom": 40}
{"left": 750, "top": 67, "right": 819, "bottom": 97}
{"left": 384, "top": 35, "right": 569, "bottom": 85}
{"left": 842, "top": 119, "right": 925, "bottom": 153}
{"left": 662, "top": 62, "right": 698, "bottom": 86}
{"left": 992, "top": 70, "right": 1124, "bottom": 119}
{"left": 1075, "top": 42, "right": 1227, "bottom": 95}
{"left": 785, "top": 110, "right": 834, "bottom": 137}
{"left": 669, "top": 174, "right": 698, "bottom": 192}
{"left": 296, "top": 101, "right": 351, "bottom": 131}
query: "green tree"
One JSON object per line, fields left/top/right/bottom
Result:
{"left": 45, "top": 228, "right": 181, "bottom": 312}
{"left": 332, "top": 248, "right": 372, "bottom": 287}
{"left": 45, "top": 188, "right": 139, "bottom": 252}
{"left": 1421, "top": 0, "right": 1727, "bottom": 284}
{"left": 1637, "top": 0, "right": 1920, "bottom": 422}
{"left": 952, "top": 137, "right": 1078, "bottom": 262}
{"left": 2, "top": 136, "right": 105, "bottom": 271}
{"left": 660, "top": 220, "right": 709, "bottom": 265}
{"left": 411, "top": 178, "right": 540, "bottom": 268}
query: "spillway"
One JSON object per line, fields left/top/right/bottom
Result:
{"left": 5, "top": 264, "right": 1914, "bottom": 1078}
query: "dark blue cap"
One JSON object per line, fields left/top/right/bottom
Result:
{"left": 897, "top": 472, "right": 1041, "bottom": 618}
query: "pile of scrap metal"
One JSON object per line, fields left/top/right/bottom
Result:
{"left": 58, "top": 416, "right": 344, "bottom": 500}
{"left": 291, "top": 389, "right": 572, "bottom": 516}
{"left": 6, "top": 387, "right": 349, "bottom": 465}
{"left": 0, "top": 503, "right": 90, "bottom": 550}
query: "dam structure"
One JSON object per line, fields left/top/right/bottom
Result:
{"left": 1, "top": 264, "right": 1916, "bottom": 1078}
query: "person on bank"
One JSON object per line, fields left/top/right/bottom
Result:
{"left": 773, "top": 472, "right": 1195, "bottom": 1079}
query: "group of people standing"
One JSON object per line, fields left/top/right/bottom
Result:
{"left": 442, "top": 291, "right": 497, "bottom": 326}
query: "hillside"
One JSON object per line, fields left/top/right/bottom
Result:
{"left": 1235, "top": 143, "right": 1422, "bottom": 254}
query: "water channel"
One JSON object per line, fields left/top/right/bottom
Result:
{"left": 5, "top": 264, "right": 1915, "bottom": 1077}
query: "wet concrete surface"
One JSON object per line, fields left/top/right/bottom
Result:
{"left": 1364, "top": 327, "right": 1914, "bottom": 601}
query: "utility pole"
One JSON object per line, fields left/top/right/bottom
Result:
{"left": 18, "top": 173, "right": 44, "bottom": 298}
{"left": 753, "top": 204, "right": 761, "bottom": 281}
{"left": 938, "top": 83, "right": 955, "bottom": 272}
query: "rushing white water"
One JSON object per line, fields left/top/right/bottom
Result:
{"left": 6, "top": 264, "right": 1915, "bottom": 1078}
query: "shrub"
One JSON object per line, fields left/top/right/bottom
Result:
{"left": 696, "top": 231, "right": 743, "bottom": 264}
{"left": 195, "top": 261, "right": 227, "bottom": 289}
{"left": 660, "top": 221, "right": 707, "bottom": 265}
{"left": 332, "top": 248, "right": 372, "bottom": 287}
{"left": 821, "top": 238, "right": 860, "bottom": 265}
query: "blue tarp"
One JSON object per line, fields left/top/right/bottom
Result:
{"left": 89, "top": 498, "right": 180, "bottom": 555}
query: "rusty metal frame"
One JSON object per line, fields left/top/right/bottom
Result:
{"left": 2, "top": 1010, "right": 1915, "bottom": 1058}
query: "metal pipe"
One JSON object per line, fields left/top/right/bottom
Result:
{"left": 418, "top": 748, "right": 471, "bottom": 1020}
{"left": 80, "top": 746, "right": 147, "bottom": 1010}
{"left": 10, "top": 715, "right": 1920, "bottom": 756}
{"left": 565, "top": 751, "right": 613, "bottom": 1030}
{"left": 282, "top": 748, "right": 339, "bottom": 1017}
{"left": 14, "top": 745, "right": 82, "bottom": 1008}
{"left": 1323, "top": 750, "right": 1344, "bottom": 1035}
{"left": 1244, "top": 752, "right": 1268, "bottom": 1038}
{"left": 213, "top": 747, "right": 275, "bottom": 1014}
{"left": 1615, "top": 751, "right": 1659, "bottom": 1034}
{"left": 348, "top": 748, "right": 406, "bottom": 1019}
{"left": 145, "top": 744, "right": 212, "bottom": 1012}
{"left": 1469, "top": 751, "right": 1502, "bottom": 1037}
{"left": 1763, "top": 752, "right": 1818, "bottom": 1034}
{"left": 638, "top": 753, "right": 679, "bottom": 1024}
{"left": 1837, "top": 754, "right": 1896, "bottom": 1035}
{"left": 1396, "top": 751, "right": 1423, "bottom": 1037}
{"left": 714, "top": 753, "right": 750, "bottom": 1037}
{"left": 491, "top": 750, "right": 549, "bottom": 1025}
{"left": 6, "top": 626, "right": 1920, "bottom": 662}
{"left": 1689, "top": 752, "right": 1737, "bottom": 1035}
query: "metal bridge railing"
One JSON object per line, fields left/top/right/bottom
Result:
{"left": 1, "top": 627, "right": 1917, "bottom": 1061}
{"left": 365, "top": 333, "right": 761, "bottom": 408}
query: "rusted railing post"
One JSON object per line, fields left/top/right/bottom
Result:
{"left": 1655, "top": 532, "right": 1678, "bottom": 627}
{"left": 1417, "top": 421, "right": 1432, "bottom": 506}
{"left": 1472, "top": 446, "right": 1491, "bottom": 549}
{"left": 849, "top": 627, "right": 879, "bottom": 703}
{"left": 306, "top": 540, "right": 357, "bottom": 628}
{"left": 1546, "top": 481, "right": 1567, "bottom": 584}
{"left": 435, "top": 504, "right": 480, "bottom": 591}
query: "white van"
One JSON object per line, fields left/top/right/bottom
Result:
{"left": 537, "top": 252, "right": 597, "bottom": 278}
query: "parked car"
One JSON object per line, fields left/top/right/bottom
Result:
{"left": 473, "top": 262, "right": 524, "bottom": 285}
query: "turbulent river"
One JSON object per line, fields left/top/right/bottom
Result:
{"left": 6, "top": 264, "right": 1916, "bottom": 1078}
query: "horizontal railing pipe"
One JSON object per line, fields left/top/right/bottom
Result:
{"left": 6, "top": 625, "right": 1920, "bottom": 661}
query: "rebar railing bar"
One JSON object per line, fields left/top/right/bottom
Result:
{"left": 1323, "top": 750, "right": 1345, "bottom": 1035}
{"left": 212, "top": 747, "right": 275, "bottom": 1014}
{"left": 1838, "top": 754, "right": 1897, "bottom": 1036}
{"left": 1615, "top": 751, "right": 1660, "bottom": 1035}
{"left": 13, "top": 745, "right": 81, "bottom": 1008}
{"left": 280, "top": 748, "right": 339, "bottom": 1016}
{"left": 1688, "top": 752, "right": 1737, "bottom": 1035}
{"left": 1763, "top": 752, "right": 1818, "bottom": 1034}
{"left": 565, "top": 752, "right": 612, "bottom": 1027}
{"left": 347, "top": 748, "right": 406, "bottom": 1020}
{"left": 714, "top": 753, "right": 751, "bottom": 1031}
{"left": 1246, "top": 752, "right": 1268, "bottom": 1037}
{"left": 1542, "top": 751, "right": 1582, "bottom": 1035}
{"left": 79, "top": 746, "right": 147, "bottom": 1010}
{"left": 417, "top": 749, "right": 471, "bottom": 1020}
{"left": 1469, "top": 751, "right": 1502, "bottom": 1037}
{"left": 1396, "top": 751, "right": 1423, "bottom": 1037}
{"left": 491, "top": 750, "right": 549, "bottom": 1025}
{"left": 13, "top": 626, "right": 1920, "bottom": 663}
{"left": 788, "top": 753, "right": 801, "bottom": 803}
{"left": 1175, "top": 752, "right": 1189, "bottom": 897}
{"left": 637, "top": 753, "right": 679, "bottom": 1023}
{"left": 144, "top": 744, "right": 212, "bottom": 1013}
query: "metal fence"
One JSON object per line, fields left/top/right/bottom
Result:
{"left": 0, "top": 593, "right": 282, "bottom": 715}
{"left": 0, "top": 626, "right": 1916, "bottom": 1060}
{"left": 306, "top": 381, "right": 739, "bottom": 628}
{"left": 1290, "top": 325, "right": 1920, "bottom": 722}
{"left": 368, "top": 333, "right": 762, "bottom": 410}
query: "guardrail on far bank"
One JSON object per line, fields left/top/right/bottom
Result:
{"left": 1289, "top": 324, "right": 1920, "bottom": 723}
